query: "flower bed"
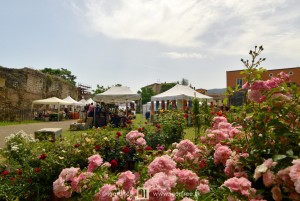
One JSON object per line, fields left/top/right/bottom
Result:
{"left": 1, "top": 46, "right": 300, "bottom": 201}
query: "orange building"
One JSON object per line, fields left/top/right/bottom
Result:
{"left": 227, "top": 67, "right": 300, "bottom": 88}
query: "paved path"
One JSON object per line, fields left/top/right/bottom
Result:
{"left": 0, "top": 120, "right": 77, "bottom": 148}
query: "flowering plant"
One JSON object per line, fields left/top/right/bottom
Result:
{"left": 1, "top": 46, "right": 300, "bottom": 201}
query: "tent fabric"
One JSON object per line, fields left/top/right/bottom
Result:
{"left": 63, "top": 96, "right": 85, "bottom": 106}
{"left": 32, "top": 97, "right": 73, "bottom": 105}
{"left": 151, "top": 84, "right": 213, "bottom": 101}
{"left": 86, "top": 98, "right": 96, "bottom": 104}
{"left": 79, "top": 99, "right": 87, "bottom": 104}
{"left": 94, "top": 86, "right": 141, "bottom": 103}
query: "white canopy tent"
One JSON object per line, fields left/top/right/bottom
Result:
{"left": 79, "top": 98, "right": 87, "bottom": 105}
{"left": 151, "top": 84, "right": 213, "bottom": 101}
{"left": 94, "top": 86, "right": 141, "bottom": 103}
{"left": 63, "top": 96, "right": 85, "bottom": 106}
{"left": 32, "top": 97, "right": 73, "bottom": 106}
{"left": 31, "top": 97, "right": 73, "bottom": 120}
{"left": 86, "top": 98, "right": 96, "bottom": 105}
{"left": 63, "top": 96, "right": 85, "bottom": 119}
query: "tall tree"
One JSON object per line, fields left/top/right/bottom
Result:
{"left": 40, "top": 68, "right": 77, "bottom": 86}
{"left": 160, "top": 82, "right": 176, "bottom": 93}
{"left": 138, "top": 87, "right": 156, "bottom": 104}
{"left": 92, "top": 84, "right": 122, "bottom": 95}
{"left": 92, "top": 85, "right": 109, "bottom": 94}
{"left": 181, "top": 78, "right": 189, "bottom": 86}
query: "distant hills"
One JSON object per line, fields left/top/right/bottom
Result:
{"left": 206, "top": 88, "right": 227, "bottom": 94}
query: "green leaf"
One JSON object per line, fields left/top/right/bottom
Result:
{"left": 286, "top": 149, "right": 294, "bottom": 156}
{"left": 273, "top": 155, "right": 287, "bottom": 161}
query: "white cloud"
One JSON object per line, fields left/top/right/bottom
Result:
{"left": 80, "top": 0, "right": 223, "bottom": 47}
{"left": 72, "top": 0, "right": 300, "bottom": 59}
{"left": 163, "top": 52, "right": 205, "bottom": 59}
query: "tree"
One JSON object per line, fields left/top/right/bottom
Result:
{"left": 160, "top": 82, "right": 176, "bottom": 93}
{"left": 181, "top": 78, "right": 189, "bottom": 86}
{"left": 40, "top": 68, "right": 77, "bottom": 86}
{"left": 92, "top": 85, "right": 109, "bottom": 94}
{"left": 92, "top": 84, "right": 122, "bottom": 95}
{"left": 138, "top": 87, "right": 156, "bottom": 104}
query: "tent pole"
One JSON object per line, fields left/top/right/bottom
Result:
{"left": 58, "top": 103, "right": 60, "bottom": 121}
{"left": 93, "top": 104, "right": 96, "bottom": 128}
{"left": 31, "top": 103, "right": 33, "bottom": 120}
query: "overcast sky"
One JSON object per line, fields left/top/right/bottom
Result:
{"left": 1, "top": 0, "right": 299, "bottom": 93}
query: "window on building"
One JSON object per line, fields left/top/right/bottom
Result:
{"left": 289, "top": 71, "right": 294, "bottom": 75}
{"left": 269, "top": 73, "right": 273, "bottom": 77}
{"left": 236, "top": 78, "right": 243, "bottom": 88}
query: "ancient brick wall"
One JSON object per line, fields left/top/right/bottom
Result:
{"left": 0, "top": 66, "right": 77, "bottom": 111}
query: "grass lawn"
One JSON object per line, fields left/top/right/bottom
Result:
{"left": 61, "top": 114, "right": 200, "bottom": 142}
{"left": 0, "top": 120, "right": 42, "bottom": 126}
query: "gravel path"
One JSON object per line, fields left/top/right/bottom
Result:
{"left": 0, "top": 120, "right": 77, "bottom": 148}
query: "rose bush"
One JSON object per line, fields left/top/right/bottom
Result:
{"left": 1, "top": 46, "right": 300, "bottom": 200}
{"left": 50, "top": 46, "right": 300, "bottom": 200}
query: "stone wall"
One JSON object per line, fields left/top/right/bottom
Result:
{"left": 0, "top": 66, "right": 77, "bottom": 111}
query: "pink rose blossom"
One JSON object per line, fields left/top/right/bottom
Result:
{"left": 266, "top": 79, "right": 279, "bottom": 89}
{"left": 148, "top": 155, "right": 176, "bottom": 176}
{"left": 214, "top": 143, "right": 232, "bottom": 165}
{"left": 212, "top": 116, "right": 228, "bottom": 129}
{"left": 181, "top": 198, "right": 194, "bottom": 201}
{"left": 242, "top": 81, "right": 249, "bottom": 90}
{"left": 278, "top": 71, "right": 290, "bottom": 81}
{"left": 102, "top": 162, "right": 111, "bottom": 168}
{"left": 177, "top": 169, "right": 199, "bottom": 191}
{"left": 53, "top": 177, "right": 72, "bottom": 198}
{"left": 251, "top": 81, "right": 269, "bottom": 90}
{"left": 144, "top": 172, "right": 177, "bottom": 201}
{"left": 289, "top": 159, "right": 300, "bottom": 193}
{"left": 126, "top": 130, "right": 145, "bottom": 146}
{"left": 248, "top": 90, "right": 265, "bottom": 103}
{"left": 71, "top": 172, "right": 93, "bottom": 193}
{"left": 212, "top": 129, "right": 229, "bottom": 142}
{"left": 172, "top": 140, "right": 200, "bottom": 163}
{"left": 223, "top": 177, "right": 255, "bottom": 197}
{"left": 197, "top": 179, "right": 210, "bottom": 194}
{"left": 136, "top": 137, "right": 146, "bottom": 146}
{"left": 94, "top": 184, "right": 116, "bottom": 201}
{"left": 59, "top": 167, "right": 80, "bottom": 181}
{"left": 264, "top": 158, "right": 277, "bottom": 169}
{"left": 116, "top": 171, "right": 136, "bottom": 192}
{"left": 88, "top": 154, "right": 103, "bottom": 172}
{"left": 218, "top": 122, "right": 232, "bottom": 130}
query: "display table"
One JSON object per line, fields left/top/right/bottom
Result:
{"left": 69, "top": 112, "right": 80, "bottom": 119}
{"left": 70, "top": 123, "right": 88, "bottom": 131}
{"left": 34, "top": 128, "right": 62, "bottom": 141}
{"left": 49, "top": 113, "right": 63, "bottom": 121}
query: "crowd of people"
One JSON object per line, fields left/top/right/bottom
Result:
{"left": 83, "top": 103, "right": 134, "bottom": 128}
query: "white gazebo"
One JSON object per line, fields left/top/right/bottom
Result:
{"left": 63, "top": 96, "right": 85, "bottom": 119}
{"left": 94, "top": 86, "right": 141, "bottom": 103}
{"left": 32, "top": 97, "right": 73, "bottom": 107}
{"left": 31, "top": 97, "right": 73, "bottom": 121}
{"left": 94, "top": 86, "right": 141, "bottom": 116}
{"left": 63, "top": 96, "right": 85, "bottom": 106}
{"left": 151, "top": 84, "right": 213, "bottom": 111}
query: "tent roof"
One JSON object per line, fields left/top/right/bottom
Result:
{"left": 78, "top": 99, "right": 87, "bottom": 104}
{"left": 32, "top": 97, "right": 73, "bottom": 105}
{"left": 151, "top": 84, "right": 213, "bottom": 101}
{"left": 94, "top": 86, "right": 141, "bottom": 103}
{"left": 63, "top": 96, "right": 85, "bottom": 106}
{"left": 86, "top": 98, "right": 96, "bottom": 104}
